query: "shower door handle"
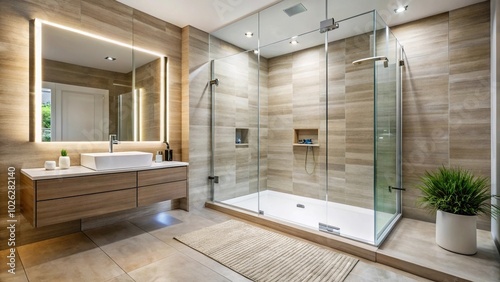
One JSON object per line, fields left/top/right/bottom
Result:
{"left": 208, "top": 176, "right": 219, "bottom": 183}
{"left": 352, "top": 56, "right": 389, "bottom": 68}
{"left": 388, "top": 185, "right": 405, "bottom": 193}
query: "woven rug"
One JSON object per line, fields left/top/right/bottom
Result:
{"left": 174, "top": 220, "right": 358, "bottom": 282}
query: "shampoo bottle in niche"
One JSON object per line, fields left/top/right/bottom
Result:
{"left": 165, "top": 142, "right": 173, "bottom": 161}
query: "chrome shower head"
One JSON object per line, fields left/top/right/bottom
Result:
{"left": 352, "top": 56, "right": 389, "bottom": 68}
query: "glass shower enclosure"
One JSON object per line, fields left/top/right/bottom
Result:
{"left": 209, "top": 0, "right": 403, "bottom": 246}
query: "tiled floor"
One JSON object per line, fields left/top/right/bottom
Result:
{"left": 0, "top": 208, "right": 430, "bottom": 282}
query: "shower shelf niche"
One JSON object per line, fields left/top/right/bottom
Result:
{"left": 235, "top": 128, "right": 249, "bottom": 147}
{"left": 293, "top": 128, "right": 319, "bottom": 147}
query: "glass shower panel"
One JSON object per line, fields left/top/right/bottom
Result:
{"left": 373, "top": 14, "right": 401, "bottom": 244}
{"left": 208, "top": 0, "right": 403, "bottom": 246}
{"left": 260, "top": 29, "right": 328, "bottom": 229}
{"left": 326, "top": 11, "right": 377, "bottom": 244}
{"left": 210, "top": 50, "right": 261, "bottom": 213}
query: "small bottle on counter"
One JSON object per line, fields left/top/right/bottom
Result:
{"left": 155, "top": 151, "right": 163, "bottom": 163}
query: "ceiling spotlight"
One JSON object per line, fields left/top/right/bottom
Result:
{"left": 245, "top": 32, "right": 253, "bottom": 38}
{"left": 290, "top": 39, "right": 298, "bottom": 45}
{"left": 105, "top": 56, "right": 116, "bottom": 61}
{"left": 394, "top": 5, "right": 408, "bottom": 14}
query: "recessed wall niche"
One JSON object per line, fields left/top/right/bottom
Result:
{"left": 293, "top": 128, "right": 319, "bottom": 147}
{"left": 235, "top": 128, "right": 249, "bottom": 147}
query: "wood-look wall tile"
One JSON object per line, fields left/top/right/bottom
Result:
{"left": 392, "top": 13, "right": 449, "bottom": 59}
{"left": 6, "top": 0, "right": 82, "bottom": 32}
{"left": 133, "top": 15, "right": 181, "bottom": 58}
{"left": 449, "top": 1, "right": 490, "bottom": 28}
{"left": 81, "top": 0, "right": 133, "bottom": 44}
{"left": 448, "top": 0, "right": 491, "bottom": 226}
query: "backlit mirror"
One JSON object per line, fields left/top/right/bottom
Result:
{"left": 33, "top": 19, "right": 167, "bottom": 142}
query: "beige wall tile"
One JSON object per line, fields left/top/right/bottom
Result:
{"left": 393, "top": 1, "right": 491, "bottom": 227}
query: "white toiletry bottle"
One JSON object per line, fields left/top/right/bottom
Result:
{"left": 155, "top": 151, "right": 163, "bottom": 163}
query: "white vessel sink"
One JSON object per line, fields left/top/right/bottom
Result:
{"left": 81, "top": 151, "right": 153, "bottom": 171}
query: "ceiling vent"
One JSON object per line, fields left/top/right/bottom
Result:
{"left": 283, "top": 3, "right": 307, "bottom": 17}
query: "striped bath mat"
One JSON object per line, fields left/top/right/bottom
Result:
{"left": 175, "top": 220, "right": 358, "bottom": 282}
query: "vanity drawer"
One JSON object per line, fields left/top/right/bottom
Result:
{"left": 36, "top": 188, "right": 136, "bottom": 227}
{"left": 138, "top": 180, "right": 187, "bottom": 207}
{"left": 36, "top": 172, "right": 137, "bottom": 200}
{"left": 138, "top": 167, "right": 187, "bottom": 186}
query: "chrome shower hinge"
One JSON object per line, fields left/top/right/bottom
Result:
{"left": 319, "top": 18, "right": 339, "bottom": 33}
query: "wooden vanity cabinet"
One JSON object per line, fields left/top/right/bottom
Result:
{"left": 20, "top": 165, "right": 189, "bottom": 227}
{"left": 21, "top": 172, "right": 137, "bottom": 227}
{"left": 137, "top": 167, "right": 188, "bottom": 207}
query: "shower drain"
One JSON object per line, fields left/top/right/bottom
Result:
{"left": 296, "top": 204, "right": 305, "bottom": 208}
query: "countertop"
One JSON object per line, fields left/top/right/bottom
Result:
{"left": 21, "top": 161, "right": 189, "bottom": 180}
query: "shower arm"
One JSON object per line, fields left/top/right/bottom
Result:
{"left": 352, "top": 56, "right": 389, "bottom": 68}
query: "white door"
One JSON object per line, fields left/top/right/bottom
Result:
{"left": 44, "top": 82, "right": 109, "bottom": 141}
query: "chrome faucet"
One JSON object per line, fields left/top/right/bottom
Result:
{"left": 109, "top": 134, "right": 120, "bottom": 153}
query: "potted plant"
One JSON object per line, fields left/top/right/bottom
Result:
{"left": 417, "top": 166, "right": 499, "bottom": 255}
{"left": 59, "top": 149, "right": 70, "bottom": 169}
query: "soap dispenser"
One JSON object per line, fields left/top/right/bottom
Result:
{"left": 165, "top": 142, "right": 173, "bottom": 161}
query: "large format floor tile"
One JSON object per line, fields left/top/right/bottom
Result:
{"left": 10, "top": 207, "right": 496, "bottom": 281}
{"left": 128, "top": 253, "right": 234, "bottom": 282}
{"left": 0, "top": 249, "right": 28, "bottom": 282}
{"left": 17, "top": 233, "right": 96, "bottom": 268}
{"left": 84, "top": 221, "right": 178, "bottom": 272}
{"left": 23, "top": 248, "right": 124, "bottom": 281}
{"left": 17, "top": 233, "right": 124, "bottom": 281}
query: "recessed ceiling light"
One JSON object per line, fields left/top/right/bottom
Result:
{"left": 245, "top": 32, "right": 253, "bottom": 38}
{"left": 394, "top": 5, "right": 408, "bottom": 14}
{"left": 290, "top": 39, "right": 298, "bottom": 45}
{"left": 105, "top": 56, "right": 116, "bottom": 61}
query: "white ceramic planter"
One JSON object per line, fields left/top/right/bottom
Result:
{"left": 436, "top": 210, "right": 477, "bottom": 255}
{"left": 59, "top": 156, "right": 71, "bottom": 169}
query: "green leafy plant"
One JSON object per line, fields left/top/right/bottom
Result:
{"left": 42, "top": 103, "right": 52, "bottom": 142}
{"left": 60, "top": 149, "right": 68, "bottom": 157}
{"left": 41, "top": 102, "right": 51, "bottom": 129}
{"left": 417, "top": 166, "right": 499, "bottom": 219}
